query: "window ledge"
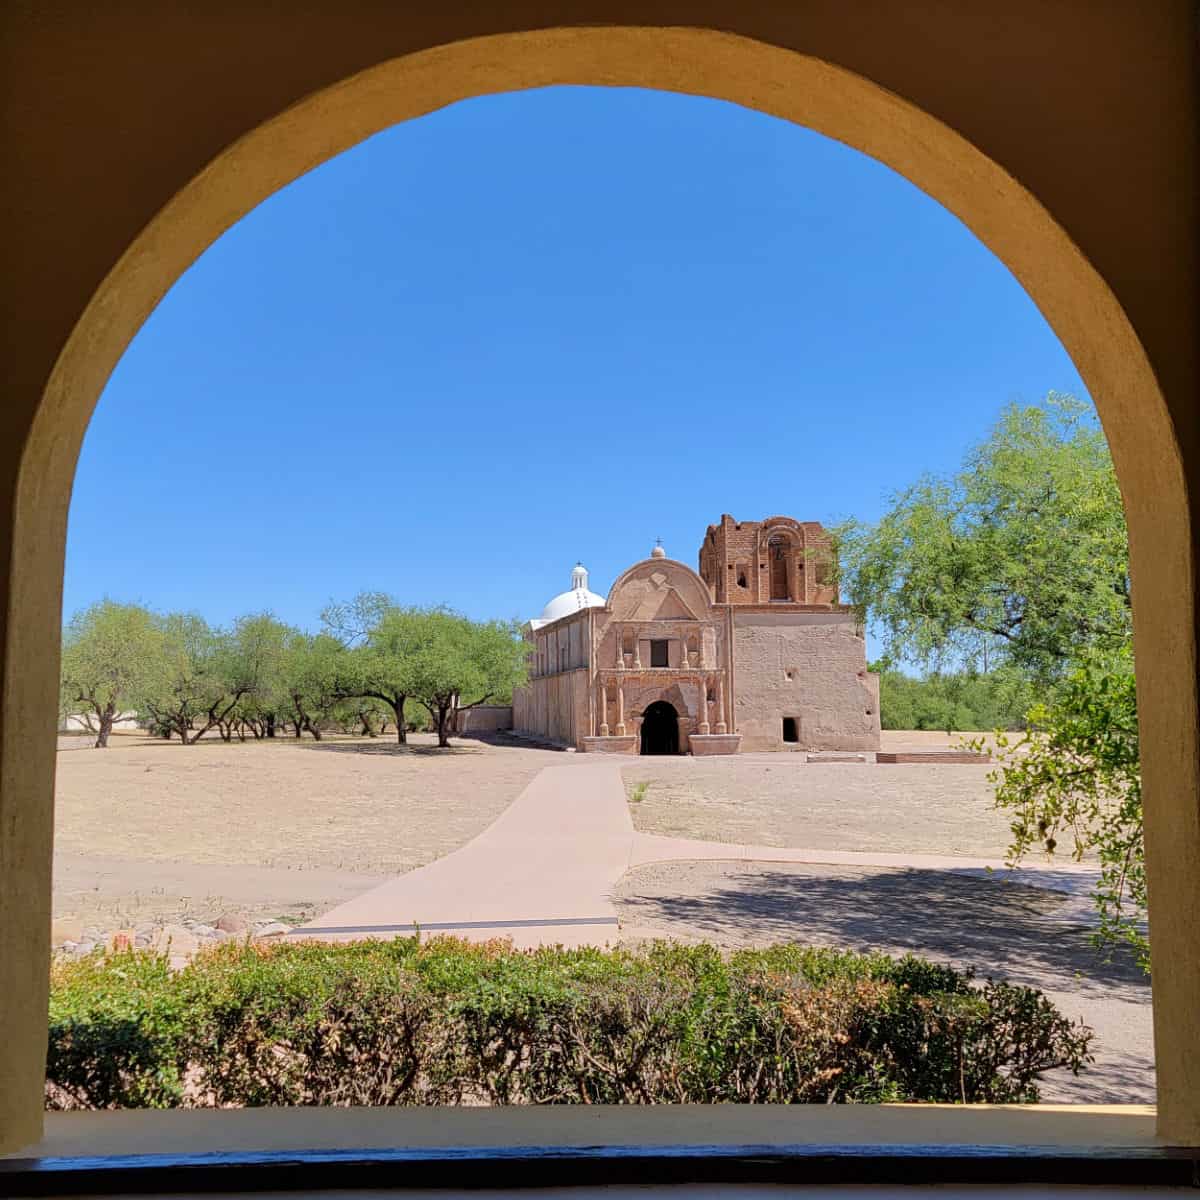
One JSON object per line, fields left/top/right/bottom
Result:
{"left": 3, "top": 1105, "right": 1196, "bottom": 1193}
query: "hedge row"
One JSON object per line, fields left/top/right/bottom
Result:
{"left": 47, "top": 937, "right": 1093, "bottom": 1109}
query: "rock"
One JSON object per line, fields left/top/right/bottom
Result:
{"left": 214, "top": 912, "right": 250, "bottom": 934}
{"left": 253, "top": 922, "right": 291, "bottom": 939}
{"left": 51, "top": 916, "right": 83, "bottom": 945}
{"left": 74, "top": 941, "right": 96, "bottom": 956}
{"left": 134, "top": 934, "right": 152, "bottom": 948}
{"left": 106, "top": 928, "right": 136, "bottom": 952}
{"left": 150, "top": 924, "right": 199, "bottom": 958}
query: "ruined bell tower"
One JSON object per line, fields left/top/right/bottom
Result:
{"left": 698, "top": 514, "right": 838, "bottom": 607}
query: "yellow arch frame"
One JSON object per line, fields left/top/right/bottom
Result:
{"left": 2, "top": 15, "right": 1196, "bottom": 1150}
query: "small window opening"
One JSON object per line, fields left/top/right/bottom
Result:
{"left": 782, "top": 716, "right": 799, "bottom": 743}
{"left": 650, "top": 639, "right": 669, "bottom": 668}
{"left": 737, "top": 571, "right": 747, "bottom": 588}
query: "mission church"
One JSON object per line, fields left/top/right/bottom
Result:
{"left": 512, "top": 515, "right": 880, "bottom": 755}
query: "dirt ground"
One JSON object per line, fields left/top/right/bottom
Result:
{"left": 624, "top": 758, "right": 1015, "bottom": 857}
{"left": 53, "top": 731, "right": 567, "bottom": 929}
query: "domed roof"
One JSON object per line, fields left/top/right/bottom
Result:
{"left": 532, "top": 563, "right": 605, "bottom": 628}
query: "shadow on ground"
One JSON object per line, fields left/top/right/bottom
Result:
{"left": 614, "top": 862, "right": 1148, "bottom": 1003}
{"left": 296, "top": 733, "right": 570, "bottom": 757}
{"left": 297, "top": 741, "right": 479, "bottom": 757}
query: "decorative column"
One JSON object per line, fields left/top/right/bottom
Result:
{"left": 599, "top": 682, "right": 609, "bottom": 737}
{"left": 715, "top": 673, "right": 727, "bottom": 734}
{"left": 633, "top": 630, "right": 642, "bottom": 670}
{"left": 615, "top": 631, "right": 624, "bottom": 669}
{"left": 698, "top": 675, "right": 711, "bottom": 735}
{"left": 615, "top": 681, "right": 626, "bottom": 736}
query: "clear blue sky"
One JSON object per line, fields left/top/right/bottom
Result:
{"left": 66, "top": 85, "right": 1091, "bottom": 645}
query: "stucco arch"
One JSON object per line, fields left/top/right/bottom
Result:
{"left": 2, "top": 10, "right": 1196, "bottom": 1149}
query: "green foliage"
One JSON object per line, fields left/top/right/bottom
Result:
{"left": 323, "top": 597, "right": 527, "bottom": 747}
{"left": 974, "top": 653, "right": 1146, "bottom": 969}
{"left": 47, "top": 939, "right": 1093, "bottom": 1109}
{"left": 135, "top": 612, "right": 225, "bottom": 743}
{"left": 59, "top": 600, "right": 165, "bottom": 746}
{"left": 46, "top": 950, "right": 190, "bottom": 1109}
{"left": 402, "top": 608, "right": 528, "bottom": 747}
{"left": 838, "top": 396, "right": 1129, "bottom": 684}
{"left": 875, "top": 666, "right": 1036, "bottom": 731}
{"left": 277, "top": 630, "right": 347, "bottom": 739}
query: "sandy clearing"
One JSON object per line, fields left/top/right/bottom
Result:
{"left": 624, "top": 755, "right": 1015, "bottom": 857}
{"left": 53, "top": 733, "right": 571, "bottom": 928}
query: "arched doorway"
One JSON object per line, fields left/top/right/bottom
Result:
{"left": 640, "top": 700, "right": 680, "bottom": 755}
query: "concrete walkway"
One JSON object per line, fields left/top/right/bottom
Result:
{"left": 293, "top": 763, "right": 1099, "bottom": 949}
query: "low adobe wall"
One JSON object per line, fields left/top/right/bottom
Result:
{"left": 453, "top": 705, "right": 513, "bottom": 734}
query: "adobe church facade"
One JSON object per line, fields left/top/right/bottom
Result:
{"left": 513, "top": 515, "right": 880, "bottom": 754}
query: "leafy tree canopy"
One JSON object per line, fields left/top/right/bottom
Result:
{"left": 838, "top": 395, "right": 1129, "bottom": 684}
{"left": 874, "top": 666, "right": 1036, "bottom": 733}
{"left": 60, "top": 600, "right": 165, "bottom": 747}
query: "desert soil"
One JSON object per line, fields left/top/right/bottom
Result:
{"left": 624, "top": 760, "right": 1017, "bottom": 857}
{"left": 53, "top": 732, "right": 567, "bottom": 929}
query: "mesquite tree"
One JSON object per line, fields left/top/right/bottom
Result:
{"left": 323, "top": 593, "right": 418, "bottom": 745}
{"left": 837, "top": 395, "right": 1129, "bottom": 685}
{"left": 405, "top": 608, "right": 528, "bottom": 748}
{"left": 60, "top": 601, "right": 165, "bottom": 747}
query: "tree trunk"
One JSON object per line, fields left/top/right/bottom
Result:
{"left": 293, "top": 721, "right": 303, "bottom": 738}
{"left": 266, "top": 714, "right": 276, "bottom": 738}
{"left": 94, "top": 706, "right": 114, "bottom": 749}
{"left": 305, "top": 719, "right": 323, "bottom": 741}
{"left": 359, "top": 714, "right": 376, "bottom": 737}
{"left": 437, "top": 702, "right": 452, "bottom": 748}
{"left": 388, "top": 697, "right": 407, "bottom": 745}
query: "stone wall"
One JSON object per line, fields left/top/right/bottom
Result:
{"left": 731, "top": 610, "right": 880, "bottom": 751}
{"left": 453, "top": 705, "right": 513, "bottom": 734}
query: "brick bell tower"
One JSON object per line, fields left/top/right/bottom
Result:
{"left": 698, "top": 514, "right": 839, "bottom": 607}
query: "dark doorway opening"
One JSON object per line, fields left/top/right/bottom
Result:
{"left": 769, "top": 536, "right": 790, "bottom": 600}
{"left": 782, "top": 716, "right": 799, "bottom": 743}
{"left": 641, "top": 701, "right": 680, "bottom": 755}
{"left": 650, "top": 639, "right": 669, "bottom": 667}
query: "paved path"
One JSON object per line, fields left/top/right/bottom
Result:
{"left": 294, "top": 763, "right": 1098, "bottom": 948}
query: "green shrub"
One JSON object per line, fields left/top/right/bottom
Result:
{"left": 46, "top": 950, "right": 191, "bottom": 1109}
{"left": 46, "top": 938, "right": 1093, "bottom": 1109}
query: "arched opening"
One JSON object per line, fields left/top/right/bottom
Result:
{"left": 768, "top": 534, "right": 791, "bottom": 601}
{"left": 640, "top": 700, "right": 680, "bottom": 756}
{"left": 2, "top": 12, "right": 1196, "bottom": 1153}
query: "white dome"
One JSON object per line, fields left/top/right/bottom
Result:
{"left": 533, "top": 563, "right": 605, "bottom": 627}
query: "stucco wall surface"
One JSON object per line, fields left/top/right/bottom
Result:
{"left": 732, "top": 612, "right": 879, "bottom": 752}
{"left": 513, "top": 668, "right": 588, "bottom": 745}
